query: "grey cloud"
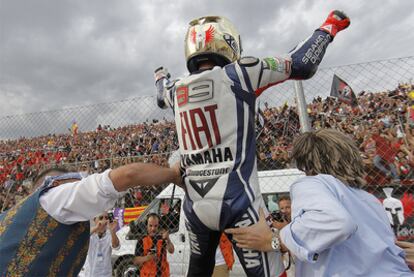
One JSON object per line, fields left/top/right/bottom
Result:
{"left": 0, "top": 0, "right": 413, "bottom": 120}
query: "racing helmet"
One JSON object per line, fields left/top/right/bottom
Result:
{"left": 185, "top": 16, "right": 242, "bottom": 73}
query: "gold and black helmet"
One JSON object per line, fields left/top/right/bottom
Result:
{"left": 185, "top": 16, "right": 242, "bottom": 73}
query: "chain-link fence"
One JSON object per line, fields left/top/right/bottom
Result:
{"left": 1, "top": 56, "right": 413, "bottom": 276}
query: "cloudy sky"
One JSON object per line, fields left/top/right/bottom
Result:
{"left": 0, "top": 0, "right": 413, "bottom": 118}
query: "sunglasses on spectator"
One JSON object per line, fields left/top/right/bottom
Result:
{"left": 98, "top": 216, "right": 109, "bottom": 220}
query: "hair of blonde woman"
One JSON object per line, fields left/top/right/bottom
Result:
{"left": 291, "top": 128, "right": 366, "bottom": 189}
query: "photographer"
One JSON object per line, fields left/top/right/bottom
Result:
{"left": 271, "top": 195, "right": 291, "bottom": 230}
{"left": 81, "top": 211, "right": 120, "bottom": 277}
{"left": 133, "top": 213, "right": 174, "bottom": 277}
{"left": 271, "top": 196, "right": 294, "bottom": 277}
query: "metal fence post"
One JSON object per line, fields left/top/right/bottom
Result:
{"left": 294, "top": 80, "right": 312, "bottom": 133}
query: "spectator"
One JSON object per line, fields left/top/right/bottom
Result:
{"left": 271, "top": 195, "right": 294, "bottom": 277}
{"left": 133, "top": 213, "right": 174, "bottom": 277}
{"left": 81, "top": 212, "right": 120, "bottom": 277}
{"left": 226, "top": 129, "right": 413, "bottom": 276}
{"left": 371, "top": 126, "right": 400, "bottom": 182}
{"left": 0, "top": 162, "right": 181, "bottom": 276}
{"left": 398, "top": 145, "right": 414, "bottom": 181}
{"left": 278, "top": 195, "right": 291, "bottom": 222}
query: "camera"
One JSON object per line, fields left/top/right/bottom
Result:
{"left": 149, "top": 246, "right": 157, "bottom": 254}
{"left": 271, "top": 210, "right": 286, "bottom": 222}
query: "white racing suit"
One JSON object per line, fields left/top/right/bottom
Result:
{"left": 157, "top": 29, "right": 333, "bottom": 277}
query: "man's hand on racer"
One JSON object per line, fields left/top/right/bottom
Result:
{"left": 225, "top": 208, "right": 274, "bottom": 252}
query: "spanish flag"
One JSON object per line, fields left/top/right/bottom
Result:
{"left": 71, "top": 121, "right": 78, "bottom": 136}
{"left": 123, "top": 206, "right": 148, "bottom": 224}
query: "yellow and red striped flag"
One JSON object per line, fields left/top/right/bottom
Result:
{"left": 123, "top": 206, "right": 147, "bottom": 224}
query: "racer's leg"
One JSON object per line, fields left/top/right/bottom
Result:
{"left": 185, "top": 219, "right": 221, "bottom": 277}
{"left": 228, "top": 199, "right": 285, "bottom": 277}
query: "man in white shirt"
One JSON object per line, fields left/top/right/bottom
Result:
{"left": 0, "top": 162, "right": 181, "bottom": 276}
{"left": 39, "top": 162, "right": 181, "bottom": 225}
{"left": 82, "top": 212, "right": 120, "bottom": 277}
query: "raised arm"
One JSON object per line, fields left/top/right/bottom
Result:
{"left": 238, "top": 10, "right": 350, "bottom": 97}
{"left": 154, "top": 67, "right": 176, "bottom": 109}
{"left": 288, "top": 10, "right": 350, "bottom": 80}
{"left": 109, "top": 220, "right": 120, "bottom": 249}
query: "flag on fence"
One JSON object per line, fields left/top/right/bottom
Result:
{"left": 112, "top": 206, "right": 148, "bottom": 231}
{"left": 123, "top": 206, "right": 147, "bottom": 224}
{"left": 71, "top": 120, "right": 78, "bottom": 136}
{"left": 113, "top": 208, "right": 125, "bottom": 232}
{"left": 330, "top": 74, "right": 358, "bottom": 107}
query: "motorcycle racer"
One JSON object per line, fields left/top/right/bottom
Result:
{"left": 155, "top": 11, "right": 350, "bottom": 277}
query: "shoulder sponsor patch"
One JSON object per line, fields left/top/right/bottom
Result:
{"left": 263, "top": 57, "right": 291, "bottom": 74}
{"left": 264, "top": 57, "right": 278, "bottom": 71}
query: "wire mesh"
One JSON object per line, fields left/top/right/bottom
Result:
{"left": 0, "top": 56, "right": 413, "bottom": 276}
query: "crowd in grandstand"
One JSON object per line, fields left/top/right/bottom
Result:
{"left": 1, "top": 83, "right": 413, "bottom": 211}
{"left": 257, "top": 83, "right": 414, "bottom": 182}
{"left": 0, "top": 121, "right": 177, "bottom": 210}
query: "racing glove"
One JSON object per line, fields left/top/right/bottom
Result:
{"left": 319, "top": 10, "right": 350, "bottom": 39}
{"left": 154, "top": 66, "right": 174, "bottom": 109}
